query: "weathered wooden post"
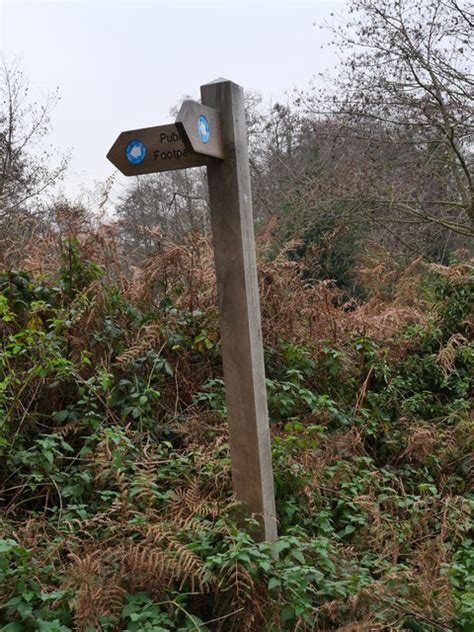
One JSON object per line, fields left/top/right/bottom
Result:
{"left": 107, "top": 79, "right": 278, "bottom": 543}
{"left": 200, "top": 80, "right": 277, "bottom": 542}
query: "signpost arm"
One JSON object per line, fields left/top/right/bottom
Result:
{"left": 201, "top": 79, "right": 278, "bottom": 543}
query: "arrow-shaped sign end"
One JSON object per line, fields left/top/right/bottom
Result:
{"left": 106, "top": 133, "right": 129, "bottom": 174}
{"left": 176, "top": 101, "right": 224, "bottom": 160}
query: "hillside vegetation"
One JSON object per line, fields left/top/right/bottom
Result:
{"left": 0, "top": 222, "right": 472, "bottom": 631}
{"left": 0, "top": 1, "right": 473, "bottom": 628}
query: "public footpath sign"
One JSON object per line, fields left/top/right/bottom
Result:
{"left": 107, "top": 80, "right": 278, "bottom": 545}
{"left": 176, "top": 101, "right": 224, "bottom": 159}
{"left": 107, "top": 123, "right": 207, "bottom": 176}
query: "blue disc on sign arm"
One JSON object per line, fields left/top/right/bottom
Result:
{"left": 197, "top": 115, "right": 210, "bottom": 143}
{"left": 125, "top": 139, "right": 146, "bottom": 164}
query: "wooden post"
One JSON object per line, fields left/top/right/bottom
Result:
{"left": 107, "top": 79, "right": 278, "bottom": 544}
{"left": 201, "top": 79, "right": 278, "bottom": 543}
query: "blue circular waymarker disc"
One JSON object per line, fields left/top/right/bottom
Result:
{"left": 125, "top": 139, "right": 146, "bottom": 164}
{"left": 197, "top": 115, "right": 210, "bottom": 144}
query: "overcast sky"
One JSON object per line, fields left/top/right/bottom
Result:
{"left": 0, "top": 0, "right": 344, "bottom": 202}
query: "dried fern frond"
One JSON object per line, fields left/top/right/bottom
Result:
{"left": 436, "top": 333, "right": 469, "bottom": 379}
{"left": 214, "top": 561, "right": 257, "bottom": 631}
{"left": 114, "top": 323, "right": 164, "bottom": 367}
{"left": 402, "top": 426, "right": 436, "bottom": 464}
{"left": 427, "top": 260, "right": 474, "bottom": 282}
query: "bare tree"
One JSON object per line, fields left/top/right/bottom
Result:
{"left": 0, "top": 58, "right": 68, "bottom": 226}
{"left": 114, "top": 168, "right": 209, "bottom": 259}
{"left": 304, "top": 0, "right": 474, "bottom": 244}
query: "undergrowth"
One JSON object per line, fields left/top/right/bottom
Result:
{"left": 0, "top": 222, "right": 472, "bottom": 631}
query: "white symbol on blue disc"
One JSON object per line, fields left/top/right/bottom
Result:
{"left": 197, "top": 115, "right": 210, "bottom": 144}
{"left": 126, "top": 139, "right": 146, "bottom": 164}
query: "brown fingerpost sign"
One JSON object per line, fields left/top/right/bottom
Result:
{"left": 106, "top": 80, "right": 278, "bottom": 545}
{"left": 176, "top": 101, "right": 225, "bottom": 159}
{"left": 107, "top": 123, "right": 207, "bottom": 176}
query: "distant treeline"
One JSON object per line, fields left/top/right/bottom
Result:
{"left": 1, "top": 0, "right": 473, "bottom": 288}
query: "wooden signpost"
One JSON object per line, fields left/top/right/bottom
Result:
{"left": 107, "top": 79, "right": 278, "bottom": 544}
{"left": 107, "top": 123, "right": 207, "bottom": 176}
{"left": 176, "top": 100, "right": 225, "bottom": 160}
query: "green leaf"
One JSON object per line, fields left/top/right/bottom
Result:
{"left": 53, "top": 410, "right": 69, "bottom": 423}
{"left": 292, "top": 549, "right": 305, "bottom": 564}
{"left": 268, "top": 577, "right": 281, "bottom": 590}
{"left": 274, "top": 539, "right": 292, "bottom": 554}
{"left": 338, "top": 524, "right": 357, "bottom": 538}
{"left": 0, "top": 539, "right": 22, "bottom": 554}
{"left": 281, "top": 604, "right": 294, "bottom": 622}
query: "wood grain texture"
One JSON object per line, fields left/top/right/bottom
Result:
{"left": 107, "top": 123, "right": 207, "bottom": 176}
{"left": 201, "top": 79, "right": 278, "bottom": 543}
{"left": 176, "top": 101, "right": 224, "bottom": 159}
